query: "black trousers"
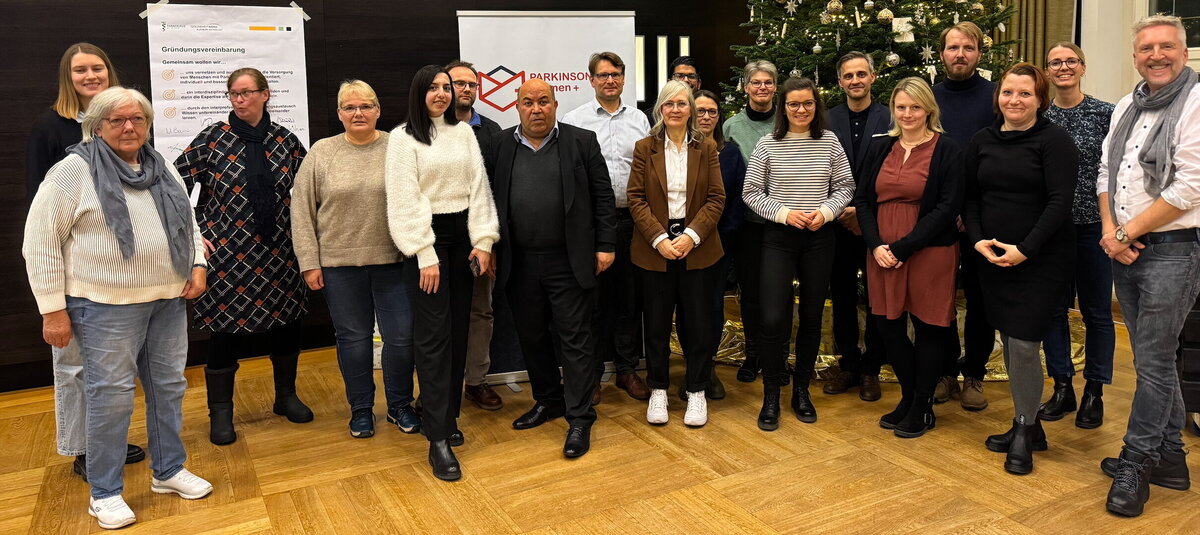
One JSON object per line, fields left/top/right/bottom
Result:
{"left": 735, "top": 220, "right": 766, "bottom": 364}
{"left": 508, "top": 249, "right": 598, "bottom": 427}
{"left": 593, "top": 210, "right": 643, "bottom": 375}
{"left": 877, "top": 313, "right": 949, "bottom": 400}
{"left": 945, "top": 232, "right": 995, "bottom": 380}
{"left": 640, "top": 261, "right": 715, "bottom": 393}
{"left": 405, "top": 212, "right": 473, "bottom": 442}
{"left": 759, "top": 224, "right": 836, "bottom": 388}
{"left": 207, "top": 320, "right": 303, "bottom": 369}
{"left": 830, "top": 224, "right": 884, "bottom": 376}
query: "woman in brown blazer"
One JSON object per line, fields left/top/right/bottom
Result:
{"left": 628, "top": 80, "right": 726, "bottom": 427}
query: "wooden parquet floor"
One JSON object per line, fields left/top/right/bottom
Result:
{"left": 3, "top": 323, "right": 1200, "bottom": 534}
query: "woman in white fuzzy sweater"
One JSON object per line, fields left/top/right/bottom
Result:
{"left": 385, "top": 64, "right": 499, "bottom": 482}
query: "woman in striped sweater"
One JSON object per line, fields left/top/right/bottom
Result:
{"left": 743, "top": 77, "right": 855, "bottom": 431}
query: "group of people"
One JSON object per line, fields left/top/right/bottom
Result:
{"left": 21, "top": 14, "right": 1200, "bottom": 529}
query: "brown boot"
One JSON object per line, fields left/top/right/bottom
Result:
{"left": 822, "top": 370, "right": 855, "bottom": 395}
{"left": 464, "top": 383, "right": 503, "bottom": 411}
{"left": 615, "top": 372, "right": 651, "bottom": 400}
{"left": 859, "top": 375, "right": 881, "bottom": 402}
{"left": 933, "top": 376, "right": 961, "bottom": 404}
{"left": 960, "top": 377, "right": 988, "bottom": 411}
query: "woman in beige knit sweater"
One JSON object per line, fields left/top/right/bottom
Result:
{"left": 385, "top": 65, "right": 499, "bottom": 482}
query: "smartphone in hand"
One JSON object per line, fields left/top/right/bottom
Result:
{"left": 470, "top": 256, "right": 481, "bottom": 277}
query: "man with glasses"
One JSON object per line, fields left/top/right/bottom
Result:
{"left": 562, "top": 51, "right": 652, "bottom": 405}
{"left": 644, "top": 56, "right": 702, "bottom": 123}
{"left": 823, "top": 51, "right": 890, "bottom": 402}
{"left": 446, "top": 60, "right": 504, "bottom": 412}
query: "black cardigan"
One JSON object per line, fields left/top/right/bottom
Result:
{"left": 853, "top": 133, "right": 964, "bottom": 262}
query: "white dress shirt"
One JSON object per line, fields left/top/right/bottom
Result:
{"left": 561, "top": 98, "right": 650, "bottom": 208}
{"left": 1097, "top": 84, "right": 1200, "bottom": 231}
{"left": 650, "top": 137, "right": 701, "bottom": 249}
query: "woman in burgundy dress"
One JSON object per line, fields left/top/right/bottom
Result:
{"left": 855, "top": 77, "right": 963, "bottom": 439}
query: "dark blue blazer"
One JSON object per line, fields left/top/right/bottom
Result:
{"left": 826, "top": 102, "right": 891, "bottom": 178}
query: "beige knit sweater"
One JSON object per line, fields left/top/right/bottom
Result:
{"left": 291, "top": 131, "right": 403, "bottom": 271}
{"left": 385, "top": 116, "right": 500, "bottom": 268}
{"left": 24, "top": 154, "right": 205, "bottom": 314}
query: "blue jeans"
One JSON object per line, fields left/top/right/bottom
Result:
{"left": 322, "top": 263, "right": 415, "bottom": 412}
{"left": 1113, "top": 238, "right": 1200, "bottom": 462}
{"left": 1044, "top": 222, "right": 1116, "bottom": 382}
{"left": 67, "top": 297, "right": 189, "bottom": 499}
{"left": 52, "top": 339, "right": 87, "bottom": 456}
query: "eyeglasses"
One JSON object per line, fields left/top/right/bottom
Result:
{"left": 1047, "top": 58, "right": 1083, "bottom": 70}
{"left": 592, "top": 72, "right": 623, "bottom": 81}
{"left": 339, "top": 104, "right": 378, "bottom": 114}
{"left": 452, "top": 81, "right": 479, "bottom": 90}
{"left": 785, "top": 100, "right": 817, "bottom": 111}
{"left": 672, "top": 73, "right": 699, "bottom": 81}
{"left": 661, "top": 101, "right": 691, "bottom": 110}
{"left": 696, "top": 109, "right": 719, "bottom": 117}
{"left": 226, "top": 89, "right": 265, "bottom": 100}
{"left": 104, "top": 116, "right": 147, "bottom": 128}
{"left": 747, "top": 80, "right": 776, "bottom": 88}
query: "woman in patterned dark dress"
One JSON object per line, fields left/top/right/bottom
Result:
{"left": 1039, "top": 42, "right": 1117, "bottom": 429}
{"left": 175, "top": 68, "right": 311, "bottom": 446}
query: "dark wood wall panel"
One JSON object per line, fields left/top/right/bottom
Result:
{"left": 0, "top": 0, "right": 747, "bottom": 392}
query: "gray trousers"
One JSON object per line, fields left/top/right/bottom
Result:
{"left": 999, "top": 333, "right": 1043, "bottom": 425}
{"left": 466, "top": 274, "right": 494, "bottom": 385}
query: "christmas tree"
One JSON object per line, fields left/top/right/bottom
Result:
{"left": 722, "top": 0, "right": 1018, "bottom": 112}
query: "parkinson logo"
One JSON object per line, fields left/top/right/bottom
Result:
{"left": 478, "top": 66, "right": 525, "bottom": 112}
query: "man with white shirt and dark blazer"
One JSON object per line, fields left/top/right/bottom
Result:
{"left": 486, "top": 79, "right": 618, "bottom": 458}
{"left": 824, "top": 51, "right": 890, "bottom": 402}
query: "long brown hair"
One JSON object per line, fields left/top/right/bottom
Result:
{"left": 53, "top": 43, "right": 120, "bottom": 120}
{"left": 772, "top": 77, "right": 826, "bottom": 140}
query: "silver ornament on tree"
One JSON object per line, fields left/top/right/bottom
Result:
{"left": 784, "top": 0, "right": 799, "bottom": 16}
{"left": 812, "top": 42, "right": 823, "bottom": 54}
{"left": 877, "top": 7, "right": 893, "bottom": 23}
{"left": 790, "top": 68, "right": 803, "bottom": 78}
{"left": 826, "top": 0, "right": 843, "bottom": 15}
{"left": 885, "top": 51, "right": 902, "bottom": 67}
{"left": 756, "top": 30, "right": 768, "bottom": 46}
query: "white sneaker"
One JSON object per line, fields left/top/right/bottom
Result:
{"left": 684, "top": 391, "right": 708, "bottom": 427}
{"left": 647, "top": 389, "right": 669, "bottom": 424}
{"left": 88, "top": 495, "right": 136, "bottom": 529}
{"left": 151, "top": 467, "right": 213, "bottom": 499}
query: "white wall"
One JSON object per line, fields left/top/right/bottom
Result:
{"left": 1080, "top": 0, "right": 1200, "bottom": 102}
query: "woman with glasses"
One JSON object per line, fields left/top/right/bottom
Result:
{"left": 386, "top": 64, "right": 499, "bottom": 481}
{"left": 291, "top": 80, "right": 420, "bottom": 439}
{"left": 1039, "top": 43, "right": 1117, "bottom": 429}
{"left": 743, "top": 77, "right": 855, "bottom": 430}
{"left": 628, "top": 81, "right": 725, "bottom": 427}
{"left": 175, "top": 67, "right": 311, "bottom": 446}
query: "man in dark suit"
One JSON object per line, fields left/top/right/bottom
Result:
{"left": 486, "top": 79, "right": 617, "bottom": 458}
{"left": 824, "top": 51, "right": 890, "bottom": 402}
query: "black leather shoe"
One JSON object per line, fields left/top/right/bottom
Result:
{"left": 563, "top": 425, "right": 591, "bottom": 458}
{"left": 737, "top": 354, "right": 759, "bottom": 383}
{"left": 1102, "top": 446, "right": 1190, "bottom": 490}
{"left": 73, "top": 455, "right": 87, "bottom": 482}
{"left": 512, "top": 402, "right": 566, "bottom": 430}
{"left": 1075, "top": 380, "right": 1104, "bottom": 429}
{"left": 428, "top": 440, "right": 461, "bottom": 481}
{"left": 448, "top": 430, "right": 464, "bottom": 447}
{"left": 125, "top": 444, "right": 145, "bottom": 464}
{"left": 986, "top": 419, "right": 1048, "bottom": 452}
{"left": 1037, "top": 376, "right": 1076, "bottom": 421}
{"left": 1107, "top": 448, "right": 1153, "bottom": 517}
{"left": 1004, "top": 418, "right": 1039, "bottom": 475}
{"left": 790, "top": 382, "right": 816, "bottom": 423}
{"left": 879, "top": 396, "right": 912, "bottom": 430}
{"left": 758, "top": 387, "right": 780, "bottom": 431}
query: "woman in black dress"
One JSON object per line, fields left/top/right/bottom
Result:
{"left": 175, "top": 68, "right": 311, "bottom": 446}
{"left": 963, "top": 63, "right": 1077, "bottom": 474}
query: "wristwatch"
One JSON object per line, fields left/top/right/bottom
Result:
{"left": 1114, "top": 226, "right": 1131, "bottom": 245}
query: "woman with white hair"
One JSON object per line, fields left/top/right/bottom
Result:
{"left": 24, "top": 86, "right": 213, "bottom": 530}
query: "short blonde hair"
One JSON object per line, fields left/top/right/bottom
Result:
{"left": 81, "top": 87, "right": 153, "bottom": 142}
{"left": 648, "top": 80, "right": 703, "bottom": 142}
{"left": 887, "top": 77, "right": 944, "bottom": 137}
{"left": 1132, "top": 14, "right": 1187, "bottom": 46}
{"left": 940, "top": 21, "right": 986, "bottom": 51}
{"left": 337, "top": 79, "right": 379, "bottom": 109}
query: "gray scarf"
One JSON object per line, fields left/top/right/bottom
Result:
{"left": 68, "top": 139, "right": 195, "bottom": 277}
{"left": 1107, "top": 66, "right": 1198, "bottom": 215}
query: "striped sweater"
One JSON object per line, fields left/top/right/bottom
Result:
{"left": 742, "top": 130, "right": 855, "bottom": 225}
{"left": 24, "top": 154, "right": 205, "bottom": 314}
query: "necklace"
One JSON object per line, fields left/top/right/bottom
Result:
{"left": 899, "top": 132, "right": 933, "bottom": 149}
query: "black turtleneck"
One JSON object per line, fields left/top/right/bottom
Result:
{"left": 746, "top": 105, "right": 775, "bottom": 122}
{"left": 932, "top": 71, "right": 997, "bottom": 148}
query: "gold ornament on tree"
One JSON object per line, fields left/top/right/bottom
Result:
{"left": 813, "top": 42, "right": 823, "bottom": 54}
{"left": 982, "top": 35, "right": 993, "bottom": 49}
{"left": 820, "top": 11, "right": 833, "bottom": 24}
{"left": 877, "top": 7, "right": 894, "bottom": 23}
{"left": 970, "top": 2, "right": 985, "bottom": 14}
{"left": 864, "top": 0, "right": 874, "bottom": 10}
{"left": 826, "top": 0, "right": 844, "bottom": 15}
{"left": 886, "top": 51, "right": 902, "bottom": 67}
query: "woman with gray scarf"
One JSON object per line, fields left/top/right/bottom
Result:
{"left": 23, "top": 87, "right": 213, "bottom": 530}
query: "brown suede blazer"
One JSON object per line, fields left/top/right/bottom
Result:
{"left": 627, "top": 135, "right": 725, "bottom": 271}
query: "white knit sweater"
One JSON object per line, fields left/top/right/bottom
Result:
{"left": 385, "top": 116, "right": 499, "bottom": 268}
{"left": 24, "top": 154, "right": 205, "bottom": 314}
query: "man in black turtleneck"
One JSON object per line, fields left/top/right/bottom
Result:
{"left": 932, "top": 21, "right": 996, "bottom": 411}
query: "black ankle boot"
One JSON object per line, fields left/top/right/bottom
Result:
{"left": 1101, "top": 444, "right": 1190, "bottom": 490}
{"left": 985, "top": 418, "right": 1048, "bottom": 453}
{"left": 428, "top": 440, "right": 461, "bottom": 481}
{"left": 879, "top": 396, "right": 913, "bottom": 430}
{"left": 758, "top": 387, "right": 780, "bottom": 431}
{"left": 270, "top": 352, "right": 314, "bottom": 423}
{"left": 1003, "top": 418, "right": 1039, "bottom": 475}
{"left": 1106, "top": 448, "right": 1153, "bottom": 517}
{"left": 205, "top": 364, "right": 239, "bottom": 445}
{"left": 894, "top": 397, "right": 935, "bottom": 439}
{"left": 737, "top": 352, "right": 759, "bottom": 382}
{"left": 706, "top": 365, "right": 726, "bottom": 400}
{"left": 1037, "top": 376, "right": 1076, "bottom": 421}
{"left": 790, "top": 380, "right": 816, "bottom": 423}
{"left": 1075, "top": 379, "right": 1104, "bottom": 429}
